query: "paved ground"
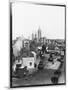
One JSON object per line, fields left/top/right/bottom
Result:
{"left": 12, "top": 69, "right": 53, "bottom": 86}
{"left": 12, "top": 54, "right": 65, "bottom": 87}
{"left": 12, "top": 69, "right": 65, "bottom": 87}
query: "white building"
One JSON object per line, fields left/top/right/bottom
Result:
{"left": 22, "top": 51, "right": 36, "bottom": 70}
{"left": 22, "top": 57, "right": 35, "bottom": 70}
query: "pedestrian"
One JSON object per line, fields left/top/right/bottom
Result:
{"left": 42, "top": 44, "right": 46, "bottom": 54}
{"left": 48, "top": 53, "right": 53, "bottom": 62}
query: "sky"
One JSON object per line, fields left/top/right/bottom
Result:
{"left": 12, "top": 2, "right": 65, "bottom": 40}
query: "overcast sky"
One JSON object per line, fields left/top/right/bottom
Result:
{"left": 12, "top": 2, "right": 65, "bottom": 40}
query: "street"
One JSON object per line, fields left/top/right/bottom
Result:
{"left": 12, "top": 54, "right": 65, "bottom": 87}
{"left": 12, "top": 69, "right": 65, "bottom": 86}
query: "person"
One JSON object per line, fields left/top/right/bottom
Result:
{"left": 13, "top": 59, "right": 22, "bottom": 72}
{"left": 16, "top": 59, "right": 22, "bottom": 70}
{"left": 39, "top": 51, "right": 45, "bottom": 60}
{"left": 51, "top": 76, "right": 58, "bottom": 84}
{"left": 48, "top": 53, "right": 53, "bottom": 62}
{"left": 42, "top": 44, "right": 46, "bottom": 54}
{"left": 38, "top": 60, "right": 44, "bottom": 70}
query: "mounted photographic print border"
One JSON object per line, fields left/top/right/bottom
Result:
{"left": 10, "top": 1, "right": 66, "bottom": 88}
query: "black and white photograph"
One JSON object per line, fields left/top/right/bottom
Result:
{"left": 10, "top": 1, "right": 66, "bottom": 88}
